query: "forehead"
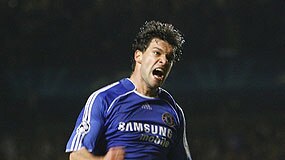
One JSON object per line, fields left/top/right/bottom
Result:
{"left": 147, "top": 38, "right": 173, "bottom": 54}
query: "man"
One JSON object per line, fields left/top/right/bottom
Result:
{"left": 66, "top": 20, "right": 192, "bottom": 160}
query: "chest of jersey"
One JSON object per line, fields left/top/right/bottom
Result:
{"left": 104, "top": 93, "right": 179, "bottom": 151}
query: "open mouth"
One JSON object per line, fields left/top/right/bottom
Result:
{"left": 152, "top": 68, "right": 164, "bottom": 80}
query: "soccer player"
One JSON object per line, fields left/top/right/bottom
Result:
{"left": 66, "top": 20, "right": 192, "bottom": 160}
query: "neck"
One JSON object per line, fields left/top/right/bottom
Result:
{"left": 129, "top": 73, "right": 158, "bottom": 98}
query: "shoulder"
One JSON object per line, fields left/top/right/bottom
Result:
{"left": 88, "top": 78, "right": 135, "bottom": 105}
{"left": 159, "top": 88, "right": 185, "bottom": 117}
{"left": 159, "top": 88, "right": 177, "bottom": 107}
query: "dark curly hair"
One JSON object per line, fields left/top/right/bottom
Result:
{"left": 131, "top": 20, "right": 185, "bottom": 70}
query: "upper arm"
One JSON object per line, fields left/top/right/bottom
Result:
{"left": 66, "top": 93, "right": 107, "bottom": 153}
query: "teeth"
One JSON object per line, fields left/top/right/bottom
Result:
{"left": 155, "top": 68, "right": 163, "bottom": 72}
{"left": 153, "top": 68, "right": 164, "bottom": 79}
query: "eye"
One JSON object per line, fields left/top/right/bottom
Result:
{"left": 153, "top": 51, "right": 160, "bottom": 55}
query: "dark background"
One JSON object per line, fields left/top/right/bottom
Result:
{"left": 1, "top": 0, "right": 284, "bottom": 159}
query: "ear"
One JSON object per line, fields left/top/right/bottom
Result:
{"left": 134, "top": 50, "right": 143, "bottom": 64}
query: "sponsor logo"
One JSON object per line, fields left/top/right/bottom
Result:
{"left": 118, "top": 121, "right": 173, "bottom": 148}
{"left": 141, "top": 103, "right": 152, "bottom": 110}
{"left": 140, "top": 134, "right": 170, "bottom": 148}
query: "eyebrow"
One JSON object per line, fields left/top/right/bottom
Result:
{"left": 153, "top": 47, "right": 173, "bottom": 55}
{"left": 153, "top": 47, "right": 164, "bottom": 52}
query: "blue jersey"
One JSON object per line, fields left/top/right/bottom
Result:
{"left": 66, "top": 78, "right": 192, "bottom": 160}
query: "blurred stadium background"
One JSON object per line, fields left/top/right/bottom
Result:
{"left": 1, "top": 0, "right": 284, "bottom": 159}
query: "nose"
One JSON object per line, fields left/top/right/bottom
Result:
{"left": 159, "top": 55, "right": 169, "bottom": 65}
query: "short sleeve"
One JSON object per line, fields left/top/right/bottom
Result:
{"left": 65, "top": 92, "right": 106, "bottom": 152}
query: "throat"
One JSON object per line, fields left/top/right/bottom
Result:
{"left": 135, "top": 87, "right": 159, "bottom": 98}
{"left": 129, "top": 73, "right": 159, "bottom": 97}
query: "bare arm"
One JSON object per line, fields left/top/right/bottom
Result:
{"left": 69, "top": 147, "right": 125, "bottom": 160}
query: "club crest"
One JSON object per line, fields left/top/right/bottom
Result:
{"left": 162, "top": 112, "right": 175, "bottom": 127}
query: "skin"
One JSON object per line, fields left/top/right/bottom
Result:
{"left": 69, "top": 38, "right": 174, "bottom": 160}
{"left": 130, "top": 38, "right": 174, "bottom": 97}
{"left": 69, "top": 147, "right": 125, "bottom": 160}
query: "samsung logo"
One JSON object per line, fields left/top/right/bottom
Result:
{"left": 117, "top": 121, "right": 172, "bottom": 139}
